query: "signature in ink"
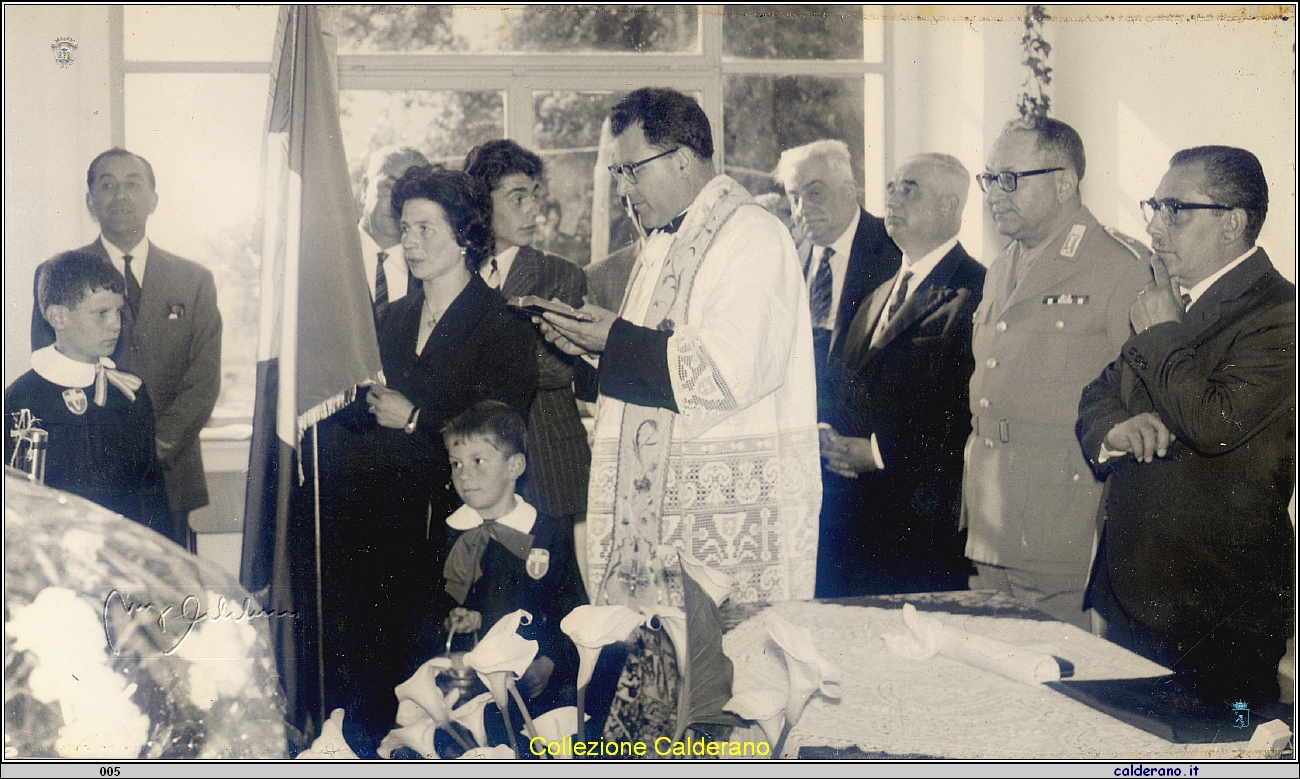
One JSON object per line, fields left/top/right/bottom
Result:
{"left": 102, "top": 589, "right": 297, "bottom": 656}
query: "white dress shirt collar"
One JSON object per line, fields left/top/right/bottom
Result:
{"left": 445, "top": 495, "right": 537, "bottom": 534}
{"left": 1181, "top": 246, "right": 1258, "bottom": 311}
{"left": 30, "top": 344, "right": 118, "bottom": 389}
{"left": 100, "top": 234, "right": 150, "bottom": 285}
{"left": 482, "top": 245, "right": 522, "bottom": 290}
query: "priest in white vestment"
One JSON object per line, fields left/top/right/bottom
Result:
{"left": 540, "top": 88, "right": 821, "bottom": 608}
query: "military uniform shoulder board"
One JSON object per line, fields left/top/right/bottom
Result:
{"left": 1103, "top": 225, "right": 1151, "bottom": 261}
{"left": 526, "top": 548, "right": 550, "bottom": 580}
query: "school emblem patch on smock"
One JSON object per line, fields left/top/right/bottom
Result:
{"left": 62, "top": 388, "right": 87, "bottom": 415}
{"left": 526, "top": 548, "right": 549, "bottom": 580}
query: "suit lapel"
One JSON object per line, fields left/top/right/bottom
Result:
{"left": 1177, "top": 248, "right": 1271, "bottom": 344}
{"left": 500, "top": 246, "right": 539, "bottom": 300}
{"left": 863, "top": 246, "right": 966, "bottom": 360}
{"left": 417, "top": 275, "right": 493, "bottom": 364}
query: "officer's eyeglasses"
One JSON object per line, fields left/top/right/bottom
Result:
{"left": 1140, "top": 198, "right": 1237, "bottom": 227}
{"left": 976, "top": 167, "right": 1064, "bottom": 193}
{"left": 608, "top": 147, "right": 679, "bottom": 185}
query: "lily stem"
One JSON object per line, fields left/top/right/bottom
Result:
{"left": 439, "top": 723, "right": 474, "bottom": 754}
{"left": 507, "top": 678, "right": 539, "bottom": 743}
{"left": 771, "top": 720, "right": 793, "bottom": 760}
{"left": 575, "top": 684, "right": 587, "bottom": 747}
{"left": 500, "top": 695, "right": 519, "bottom": 758}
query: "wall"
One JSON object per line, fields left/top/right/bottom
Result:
{"left": 4, "top": 6, "right": 113, "bottom": 386}
{"left": 1052, "top": 8, "right": 1295, "bottom": 279}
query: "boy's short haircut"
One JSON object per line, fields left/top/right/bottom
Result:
{"left": 37, "top": 250, "right": 125, "bottom": 317}
{"left": 442, "top": 400, "right": 527, "bottom": 458}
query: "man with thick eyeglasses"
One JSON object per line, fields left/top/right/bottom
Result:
{"left": 537, "top": 88, "right": 821, "bottom": 611}
{"left": 961, "top": 117, "right": 1151, "bottom": 631}
{"left": 1077, "top": 146, "right": 1294, "bottom": 706}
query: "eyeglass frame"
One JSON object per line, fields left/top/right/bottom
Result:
{"left": 607, "top": 147, "right": 680, "bottom": 185}
{"left": 1140, "top": 197, "right": 1238, "bottom": 227}
{"left": 976, "top": 167, "right": 1065, "bottom": 193}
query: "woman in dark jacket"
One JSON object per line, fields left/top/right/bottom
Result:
{"left": 328, "top": 165, "right": 537, "bottom": 756}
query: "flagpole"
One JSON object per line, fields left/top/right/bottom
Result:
{"left": 312, "top": 422, "right": 326, "bottom": 727}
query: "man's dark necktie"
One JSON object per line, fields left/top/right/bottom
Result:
{"left": 808, "top": 247, "right": 834, "bottom": 329}
{"left": 884, "top": 269, "right": 914, "bottom": 324}
{"left": 485, "top": 257, "right": 502, "bottom": 289}
{"left": 374, "top": 251, "right": 389, "bottom": 308}
{"left": 122, "top": 254, "right": 142, "bottom": 315}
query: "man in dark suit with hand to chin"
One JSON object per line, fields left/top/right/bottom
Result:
{"left": 816, "top": 153, "right": 985, "bottom": 597}
{"left": 774, "top": 140, "right": 902, "bottom": 412}
{"left": 31, "top": 149, "right": 221, "bottom": 550}
{"left": 1078, "top": 146, "right": 1294, "bottom": 706}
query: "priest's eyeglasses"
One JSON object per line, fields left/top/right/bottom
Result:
{"left": 976, "top": 167, "right": 1064, "bottom": 193}
{"left": 608, "top": 148, "right": 680, "bottom": 185}
{"left": 1140, "top": 198, "right": 1236, "bottom": 227}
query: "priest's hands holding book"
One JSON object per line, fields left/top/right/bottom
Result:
{"left": 536, "top": 299, "right": 618, "bottom": 356}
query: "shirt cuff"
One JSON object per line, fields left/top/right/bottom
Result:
{"left": 1097, "top": 442, "right": 1128, "bottom": 464}
{"left": 870, "top": 432, "right": 885, "bottom": 470}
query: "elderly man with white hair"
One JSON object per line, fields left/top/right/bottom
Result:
{"left": 817, "top": 153, "right": 986, "bottom": 597}
{"left": 774, "top": 140, "right": 901, "bottom": 408}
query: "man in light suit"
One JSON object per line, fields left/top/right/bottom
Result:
{"left": 1078, "top": 146, "right": 1294, "bottom": 705}
{"left": 962, "top": 117, "right": 1150, "bottom": 629}
{"left": 774, "top": 140, "right": 902, "bottom": 412}
{"left": 817, "top": 154, "right": 985, "bottom": 597}
{"left": 31, "top": 148, "right": 222, "bottom": 550}
{"left": 357, "top": 146, "right": 429, "bottom": 315}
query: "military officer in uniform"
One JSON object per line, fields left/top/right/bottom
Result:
{"left": 962, "top": 116, "right": 1150, "bottom": 630}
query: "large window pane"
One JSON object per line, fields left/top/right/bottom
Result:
{"left": 124, "top": 73, "right": 270, "bottom": 419}
{"left": 723, "top": 74, "right": 867, "bottom": 199}
{"left": 338, "top": 90, "right": 505, "bottom": 199}
{"left": 533, "top": 90, "right": 629, "bottom": 267}
{"left": 336, "top": 5, "right": 699, "bottom": 55}
{"left": 723, "top": 5, "right": 869, "bottom": 61}
{"left": 124, "top": 5, "right": 279, "bottom": 62}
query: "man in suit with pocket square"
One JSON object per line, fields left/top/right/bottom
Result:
{"left": 31, "top": 148, "right": 222, "bottom": 550}
{"left": 816, "top": 153, "right": 985, "bottom": 597}
{"left": 1077, "top": 146, "right": 1294, "bottom": 706}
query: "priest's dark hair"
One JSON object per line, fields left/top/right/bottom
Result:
{"left": 441, "top": 399, "right": 528, "bottom": 458}
{"left": 610, "top": 87, "right": 714, "bottom": 160}
{"left": 37, "top": 250, "right": 126, "bottom": 318}
{"left": 390, "top": 164, "right": 493, "bottom": 271}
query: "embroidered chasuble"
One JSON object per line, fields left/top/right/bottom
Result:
{"left": 587, "top": 175, "right": 822, "bottom": 608}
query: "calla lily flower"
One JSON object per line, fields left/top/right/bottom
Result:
{"left": 377, "top": 706, "right": 438, "bottom": 759}
{"left": 450, "top": 692, "right": 493, "bottom": 747}
{"left": 463, "top": 610, "right": 539, "bottom": 756}
{"left": 464, "top": 610, "right": 539, "bottom": 681}
{"left": 457, "top": 744, "right": 516, "bottom": 759}
{"left": 765, "top": 615, "right": 841, "bottom": 727}
{"left": 679, "top": 550, "right": 733, "bottom": 606}
{"left": 394, "top": 659, "right": 455, "bottom": 727}
{"left": 723, "top": 688, "right": 786, "bottom": 749}
{"left": 296, "top": 708, "right": 359, "bottom": 759}
{"left": 560, "top": 604, "right": 647, "bottom": 689}
{"left": 525, "top": 706, "right": 588, "bottom": 760}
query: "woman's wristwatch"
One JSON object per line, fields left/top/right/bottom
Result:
{"left": 404, "top": 407, "right": 420, "bottom": 434}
